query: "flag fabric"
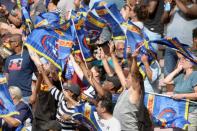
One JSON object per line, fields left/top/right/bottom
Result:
{"left": 95, "top": 3, "right": 125, "bottom": 39}
{"left": 84, "top": 11, "right": 106, "bottom": 43}
{"left": 17, "top": 0, "right": 32, "bottom": 34}
{"left": 149, "top": 37, "right": 197, "bottom": 64}
{"left": 34, "top": 12, "right": 62, "bottom": 29}
{"left": 73, "top": 103, "right": 102, "bottom": 131}
{"left": 144, "top": 93, "right": 190, "bottom": 129}
{"left": 25, "top": 28, "right": 73, "bottom": 71}
{"left": 73, "top": 16, "right": 93, "bottom": 62}
{"left": 0, "top": 74, "right": 19, "bottom": 118}
{"left": 125, "top": 21, "right": 157, "bottom": 78}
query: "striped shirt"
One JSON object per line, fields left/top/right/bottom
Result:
{"left": 50, "top": 87, "right": 77, "bottom": 131}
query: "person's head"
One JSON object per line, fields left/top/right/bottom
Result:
{"left": 47, "top": 0, "right": 60, "bottom": 11}
{"left": 121, "top": 4, "right": 132, "bottom": 20}
{"left": 176, "top": 52, "right": 194, "bottom": 70}
{"left": 74, "top": 0, "right": 81, "bottom": 9}
{"left": 102, "top": 75, "right": 121, "bottom": 93}
{"left": 96, "top": 95, "right": 113, "bottom": 117}
{"left": 90, "top": 66, "right": 100, "bottom": 80}
{"left": 130, "top": 4, "right": 149, "bottom": 21}
{"left": 63, "top": 83, "right": 80, "bottom": 101}
{"left": 114, "top": 40, "right": 125, "bottom": 59}
{"left": 7, "top": 34, "right": 23, "bottom": 53}
{"left": 9, "top": 86, "right": 23, "bottom": 104}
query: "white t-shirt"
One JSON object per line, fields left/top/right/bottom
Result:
{"left": 98, "top": 117, "right": 121, "bottom": 131}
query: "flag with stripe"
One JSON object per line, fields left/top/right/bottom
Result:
{"left": 144, "top": 93, "right": 190, "bottom": 129}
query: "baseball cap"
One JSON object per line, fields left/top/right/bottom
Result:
{"left": 63, "top": 83, "right": 80, "bottom": 96}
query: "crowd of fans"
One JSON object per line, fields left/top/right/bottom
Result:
{"left": 0, "top": 0, "right": 197, "bottom": 131}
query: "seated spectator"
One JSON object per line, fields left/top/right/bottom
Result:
{"left": 96, "top": 95, "right": 121, "bottom": 131}
{"left": 2, "top": 86, "right": 32, "bottom": 131}
{"left": 164, "top": 53, "right": 197, "bottom": 131}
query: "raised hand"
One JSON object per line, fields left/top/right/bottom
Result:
{"left": 108, "top": 40, "right": 115, "bottom": 54}
{"left": 141, "top": 54, "right": 148, "bottom": 64}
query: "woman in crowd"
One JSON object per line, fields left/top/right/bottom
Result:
{"left": 164, "top": 53, "right": 197, "bottom": 131}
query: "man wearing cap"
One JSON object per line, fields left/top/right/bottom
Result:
{"left": 40, "top": 66, "right": 81, "bottom": 130}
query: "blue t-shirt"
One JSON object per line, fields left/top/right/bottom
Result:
{"left": 4, "top": 50, "right": 37, "bottom": 96}
{"left": 2, "top": 101, "right": 32, "bottom": 131}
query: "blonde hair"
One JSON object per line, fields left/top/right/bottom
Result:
{"left": 9, "top": 86, "right": 23, "bottom": 100}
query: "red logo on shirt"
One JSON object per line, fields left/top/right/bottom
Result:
{"left": 8, "top": 58, "right": 23, "bottom": 71}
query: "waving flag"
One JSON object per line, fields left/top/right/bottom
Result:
{"left": 149, "top": 38, "right": 197, "bottom": 64}
{"left": 144, "top": 93, "right": 190, "bottom": 129}
{"left": 73, "top": 103, "right": 102, "bottom": 131}
{"left": 17, "top": 0, "right": 32, "bottom": 34}
{"left": 25, "top": 28, "right": 73, "bottom": 71}
{"left": 73, "top": 16, "right": 93, "bottom": 62}
{"left": 34, "top": 12, "right": 62, "bottom": 29}
{"left": 85, "top": 11, "right": 106, "bottom": 43}
{"left": 95, "top": 3, "right": 125, "bottom": 39}
{"left": 0, "top": 74, "right": 19, "bottom": 118}
{"left": 125, "top": 21, "right": 157, "bottom": 78}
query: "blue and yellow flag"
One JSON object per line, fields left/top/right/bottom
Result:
{"left": 74, "top": 103, "right": 102, "bottom": 131}
{"left": 73, "top": 16, "right": 93, "bottom": 62}
{"left": 25, "top": 28, "right": 73, "bottom": 71}
{"left": 95, "top": 3, "right": 125, "bottom": 40}
{"left": 84, "top": 11, "right": 106, "bottom": 43}
{"left": 125, "top": 21, "right": 157, "bottom": 78}
{"left": 149, "top": 37, "right": 197, "bottom": 64}
{"left": 0, "top": 74, "right": 19, "bottom": 118}
{"left": 17, "top": 0, "right": 32, "bottom": 34}
{"left": 34, "top": 12, "right": 62, "bottom": 29}
{"left": 144, "top": 93, "right": 190, "bottom": 129}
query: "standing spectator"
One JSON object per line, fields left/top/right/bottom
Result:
{"left": 3, "top": 34, "right": 37, "bottom": 104}
{"left": 111, "top": 42, "right": 150, "bottom": 130}
{"left": 143, "top": 0, "right": 164, "bottom": 51}
{"left": 40, "top": 65, "right": 81, "bottom": 130}
{"left": 96, "top": 96, "right": 121, "bottom": 131}
{"left": 32, "top": 57, "right": 62, "bottom": 131}
{"left": 2, "top": 86, "right": 32, "bottom": 131}
{"left": 164, "top": 53, "right": 197, "bottom": 131}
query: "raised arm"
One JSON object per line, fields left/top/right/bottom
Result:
{"left": 100, "top": 47, "right": 114, "bottom": 77}
{"left": 141, "top": 54, "right": 153, "bottom": 81}
{"left": 175, "top": 0, "right": 197, "bottom": 18}
{"left": 78, "top": 60, "right": 105, "bottom": 97}
{"left": 39, "top": 66, "right": 54, "bottom": 90}
{"left": 69, "top": 54, "right": 84, "bottom": 80}
{"left": 163, "top": 61, "right": 183, "bottom": 84}
{"left": 109, "top": 41, "right": 127, "bottom": 89}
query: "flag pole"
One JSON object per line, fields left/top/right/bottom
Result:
{"left": 71, "top": 18, "right": 88, "bottom": 69}
{"left": 146, "top": 92, "right": 197, "bottom": 105}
